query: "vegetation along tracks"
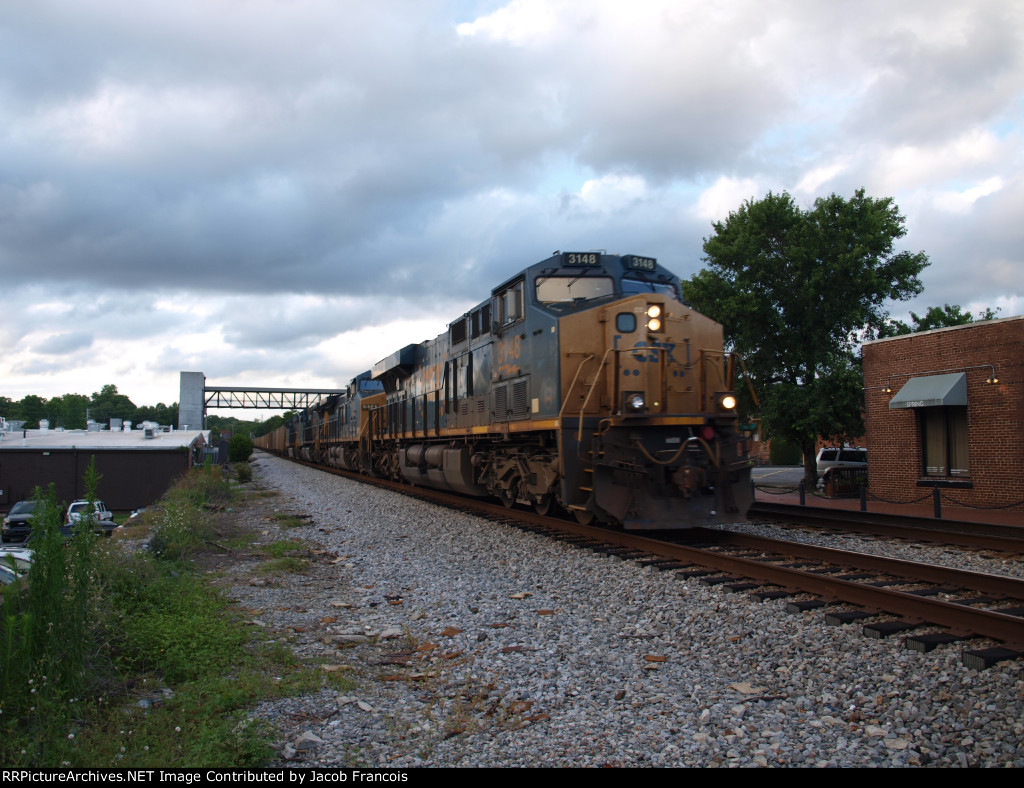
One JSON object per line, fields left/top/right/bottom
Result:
{"left": 278, "top": 452, "right": 1024, "bottom": 669}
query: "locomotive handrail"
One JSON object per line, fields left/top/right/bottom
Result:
{"left": 573, "top": 345, "right": 672, "bottom": 458}
{"left": 575, "top": 347, "right": 617, "bottom": 448}
{"left": 557, "top": 353, "right": 596, "bottom": 420}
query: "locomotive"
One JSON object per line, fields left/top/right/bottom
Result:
{"left": 255, "top": 252, "right": 753, "bottom": 529}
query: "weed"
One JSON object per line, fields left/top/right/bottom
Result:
{"left": 271, "top": 513, "right": 306, "bottom": 529}
{"left": 0, "top": 465, "right": 348, "bottom": 767}
{"left": 254, "top": 557, "right": 309, "bottom": 575}
{"left": 262, "top": 540, "right": 306, "bottom": 559}
{"left": 233, "top": 463, "right": 253, "bottom": 484}
{"left": 246, "top": 490, "right": 279, "bottom": 499}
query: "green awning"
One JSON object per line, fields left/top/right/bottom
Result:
{"left": 888, "top": 372, "right": 967, "bottom": 409}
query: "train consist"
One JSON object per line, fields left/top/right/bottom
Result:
{"left": 255, "top": 252, "right": 753, "bottom": 529}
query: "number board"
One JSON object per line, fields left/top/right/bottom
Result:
{"left": 623, "top": 255, "right": 657, "bottom": 272}
{"left": 561, "top": 252, "right": 602, "bottom": 266}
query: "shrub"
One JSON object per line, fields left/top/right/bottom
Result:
{"left": 234, "top": 462, "right": 252, "bottom": 483}
{"left": 228, "top": 435, "right": 253, "bottom": 463}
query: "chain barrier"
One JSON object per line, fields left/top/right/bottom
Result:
{"left": 753, "top": 485, "right": 801, "bottom": 495}
{"left": 864, "top": 490, "right": 934, "bottom": 505}
{"left": 756, "top": 482, "right": 1023, "bottom": 518}
{"left": 940, "top": 492, "right": 1024, "bottom": 510}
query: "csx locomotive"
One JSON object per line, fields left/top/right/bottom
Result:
{"left": 255, "top": 252, "right": 753, "bottom": 529}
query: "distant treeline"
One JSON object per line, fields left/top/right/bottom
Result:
{"left": 1, "top": 383, "right": 287, "bottom": 439}
{"left": 1, "top": 384, "right": 176, "bottom": 431}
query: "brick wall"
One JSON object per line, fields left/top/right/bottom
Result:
{"left": 862, "top": 316, "right": 1024, "bottom": 511}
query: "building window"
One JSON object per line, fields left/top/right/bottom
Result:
{"left": 921, "top": 406, "right": 969, "bottom": 477}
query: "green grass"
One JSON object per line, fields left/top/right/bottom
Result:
{"left": 0, "top": 465, "right": 352, "bottom": 768}
{"left": 271, "top": 513, "right": 307, "bottom": 529}
{"left": 263, "top": 539, "right": 306, "bottom": 558}
{"left": 255, "top": 557, "right": 309, "bottom": 575}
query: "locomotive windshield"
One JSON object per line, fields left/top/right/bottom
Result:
{"left": 622, "top": 276, "right": 680, "bottom": 299}
{"left": 536, "top": 276, "right": 615, "bottom": 304}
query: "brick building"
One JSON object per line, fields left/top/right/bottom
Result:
{"left": 861, "top": 315, "right": 1024, "bottom": 512}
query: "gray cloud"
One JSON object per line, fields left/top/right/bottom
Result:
{"left": 1, "top": 1, "right": 1022, "bottom": 404}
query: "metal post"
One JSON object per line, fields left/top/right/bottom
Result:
{"left": 933, "top": 487, "right": 941, "bottom": 519}
{"left": 859, "top": 484, "right": 867, "bottom": 512}
{"left": 799, "top": 480, "right": 805, "bottom": 506}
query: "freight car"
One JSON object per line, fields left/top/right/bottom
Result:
{"left": 255, "top": 252, "right": 753, "bottom": 529}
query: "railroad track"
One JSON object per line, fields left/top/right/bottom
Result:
{"left": 270, "top": 452, "right": 1024, "bottom": 668}
{"left": 749, "top": 500, "right": 1024, "bottom": 553}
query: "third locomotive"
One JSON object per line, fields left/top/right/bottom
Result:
{"left": 255, "top": 251, "right": 753, "bottom": 529}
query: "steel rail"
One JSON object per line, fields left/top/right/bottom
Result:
{"left": 265, "top": 451, "right": 1024, "bottom": 648}
{"left": 749, "top": 501, "right": 1024, "bottom": 552}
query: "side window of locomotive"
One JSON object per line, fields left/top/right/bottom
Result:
{"left": 536, "top": 276, "right": 614, "bottom": 303}
{"left": 450, "top": 317, "right": 468, "bottom": 345}
{"left": 470, "top": 304, "right": 491, "bottom": 339}
{"left": 616, "top": 313, "right": 637, "bottom": 333}
{"left": 496, "top": 282, "right": 524, "bottom": 326}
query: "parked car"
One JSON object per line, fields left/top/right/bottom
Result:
{"left": 66, "top": 500, "right": 113, "bottom": 525}
{"left": 2, "top": 500, "right": 39, "bottom": 543}
{"left": 0, "top": 544, "right": 33, "bottom": 573}
{"left": 0, "top": 562, "right": 19, "bottom": 585}
{"left": 815, "top": 447, "right": 868, "bottom": 477}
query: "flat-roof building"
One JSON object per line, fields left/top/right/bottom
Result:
{"left": 0, "top": 425, "right": 208, "bottom": 512}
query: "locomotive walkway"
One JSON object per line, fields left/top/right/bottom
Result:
{"left": 753, "top": 466, "right": 1023, "bottom": 528}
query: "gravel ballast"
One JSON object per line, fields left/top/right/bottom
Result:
{"left": 235, "top": 453, "right": 1024, "bottom": 768}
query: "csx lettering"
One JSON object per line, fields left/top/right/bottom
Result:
{"left": 613, "top": 335, "right": 677, "bottom": 364}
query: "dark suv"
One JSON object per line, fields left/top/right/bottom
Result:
{"left": 2, "top": 500, "right": 39, "bottom": 543}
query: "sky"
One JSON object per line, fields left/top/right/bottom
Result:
{"left": 2, "top": 0, "right": 1022, "bottom": 415}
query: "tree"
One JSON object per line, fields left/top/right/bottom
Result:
{"left": 683, "top": 189, "right": 929, "bottom": 486}
{"left": 876, "top": 303, "right": 1001, "bottom": 337}
{"left": 47, "top": 393, "right": 90, "bottom": 429}
{"left": 15, "top": 394, "right": 48, "bottom": 428}
{"left": 88, "top": 384, "right": 136, "bottom": 424}
{"left": 228, "top": 434, "right": 253, "bottom": 463}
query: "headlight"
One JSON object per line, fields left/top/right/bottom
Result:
{"left": 646, "top": 304, "right": 663, "bottom": 332}
{"left": 624, "top": 392, "right": 645, "bottom": 413}
{"left": 716, "top": 393, "right": 738, "bottom": 411}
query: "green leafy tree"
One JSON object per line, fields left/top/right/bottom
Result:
{"left": 46, "top": 393, "right": 90, "bottom": 429}
{"left": 135, "top": 401, "right": 179, "bottom": 427}
{"left": 14, "top": 394, "right": 48, "bottom": 428}
{"left": 228, "top": 434, "right": 253, "bottom": 463}
{"left": 88, "top": 384, "right": 136, "bottom": 424}
{"left": 253, "top": 411, "right": 294, "bottom": 437}
{"left": 683, "top": 189, "right": 929, "bottom": 486}
{"left": 877, "top": 303, "right": 1001, "bottom": 337}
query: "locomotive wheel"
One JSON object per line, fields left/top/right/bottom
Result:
{"left": 532, "top": 494, "right": 554, "bottom": 516}
{"left": 573, "top": 507, "right": 595, "bottom": 525}
{"left": 499, "top": 481, "right": 518, "bottom": 509}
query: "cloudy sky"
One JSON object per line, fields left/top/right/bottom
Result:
{"left": 2, "top": 0, "right": 1022, "bottom": 413}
